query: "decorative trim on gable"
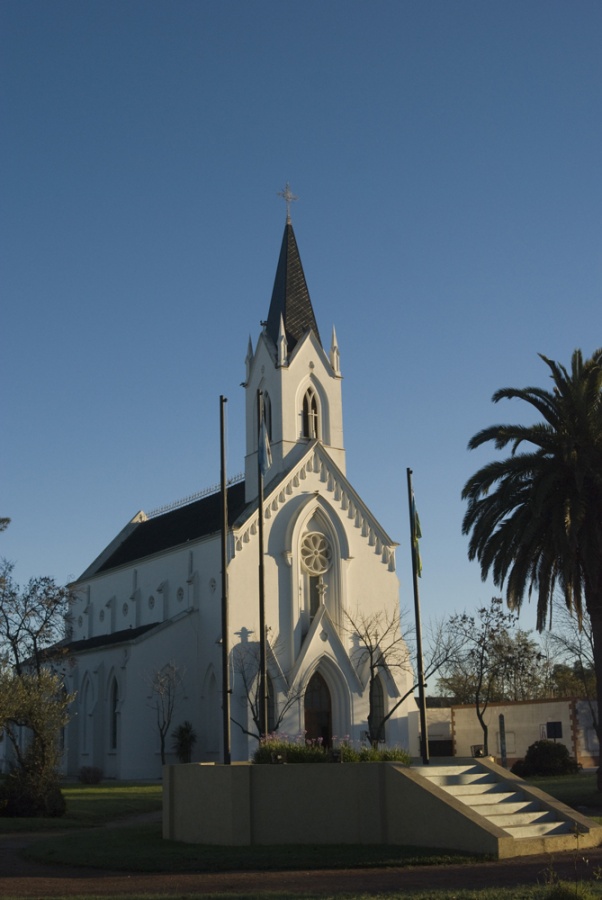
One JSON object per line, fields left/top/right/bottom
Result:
{"left": 288, "top": 605, "right": 363, "bottom": 695}
{"left": 233, "top": 443, "right": 397, "bottom": 571}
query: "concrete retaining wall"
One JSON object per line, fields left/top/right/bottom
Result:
{"left": 163, "top": 762, "right": 506, "bottom": 856}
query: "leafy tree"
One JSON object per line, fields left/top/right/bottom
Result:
{"left": 0, "top": 562, "right": 73, "bottom": 816}
{"left": 462, "top": 349, "right": 602, "bottom": 780}
{"left": 346, "top": 608, "right": 464, "bottom": 747}
{"left": 548, "top": 661, "right": 596, "bottom": 699}
{"left": 0, "top": 666, "right": 73, "bottom": 816}
{"left": 438, "top": 599, "right": 545, "bottom": 755}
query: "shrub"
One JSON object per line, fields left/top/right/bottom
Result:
{"left": 510, "top": 758, "right": 530, "bottom": 777}
{"left": 78, "top": 766, "right": 103, "bottom": 784}
{"left": 511, "top": 740, "right": 580, "bottom": 777}
{"left": 0, "top": 769, "right": 66, "bottom": 818}
{"left": 0, "top": 668, "right": 72, "bottom": 817}
{"left": 543, "top": 882, "right": 596, "bottom": 899}
{"left": 171, "top": 720, "right": 197, "bottom": 764}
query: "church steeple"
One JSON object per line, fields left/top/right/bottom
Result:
{"left": 244, "top": 207, "right": 345, "bottom": 502}
{"left": 265, "top": 220, "right": 321, "bottom": 354}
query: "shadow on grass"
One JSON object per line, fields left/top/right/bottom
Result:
{"left": 25, "top": 822, "right": 482, "bottom": 874}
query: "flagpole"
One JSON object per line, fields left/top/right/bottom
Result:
{"left": 257, "top": 390, "right": 269, "bottom": 738}
{"left": 407, "top": 467, "right": 429, "bottom": 765}
{"left": 220, "top": 396, "right": 231, "bottom": 764}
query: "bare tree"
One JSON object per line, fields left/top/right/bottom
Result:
{"left": 148, "top": 661, "right": 184, "bottom": 765}
{"left": 547, "top": 603, "right": 598, "bottom": 737}
{"left": 346, "top": 608, "right": 464, "bottom": 747}
{"left": 437, "top": 598, "right": 546, "bottom": 755}
{"left": 231, "top": 640, "right": 303, "bottom": 741}
{"left": 0, "top": 560, "right": 72, "bottom": 675}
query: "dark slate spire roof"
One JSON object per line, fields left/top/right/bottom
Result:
{"left": 265, "top": 221, "right": 321, "bottom": 353}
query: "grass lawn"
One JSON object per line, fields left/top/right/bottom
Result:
{"left": 0, "top": 781, "right": 162, "bottom": 833}
{"left": 8, "top": 781, "right": 481, "bottom": 874}
{"left": 26, "top": 821, "right": 481, "bottom": 873}
{"left": 3, "top": 773, "right": 602, "bottom": 900}
{"left": 526, "top": 772, "right": 602, "bottom": 813}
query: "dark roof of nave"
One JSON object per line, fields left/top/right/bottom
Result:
{"left": 95, "top": 480, "right": 248, "bottom": 575}
{"left": 63, "top": 622, "right": 160, "bottom": 654}
{"left": 265, "top": 220, "right": 322, "bottom": 353}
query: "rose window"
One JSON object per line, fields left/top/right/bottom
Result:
{"left": 300, "top": 533, "right": 332, "bottom": 575}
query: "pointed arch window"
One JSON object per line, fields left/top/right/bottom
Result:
{"left": 302, "top": 387, "right": 319, "bottom": 439}
{"left": 301, "top": 532, "right": 331, "bottom": 620}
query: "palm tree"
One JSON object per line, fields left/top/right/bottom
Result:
{"left": 462, "top": 349, "right": 602, "bottom": 782}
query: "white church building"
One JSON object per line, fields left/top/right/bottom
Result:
{"left": 63, "top": 213, "right": 419, "bottom": 779}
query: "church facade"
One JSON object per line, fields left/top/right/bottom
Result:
{"left": 63, "top": 216, "right": 418, "bottom": 779}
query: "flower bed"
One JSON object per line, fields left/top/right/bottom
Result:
{"left": 252, "top": 734, "right": 411, "bottom": 765}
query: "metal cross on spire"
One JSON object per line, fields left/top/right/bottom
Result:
{"left": 278, "top": 182, "right": 298, "bottom": 222}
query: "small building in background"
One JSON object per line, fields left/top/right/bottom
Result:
{"left": 451, "top": 698, "right": 599, "bottom": 768}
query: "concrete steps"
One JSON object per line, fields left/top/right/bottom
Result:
{"left": 413, "top": 762, "right": 574, "bottom": 841}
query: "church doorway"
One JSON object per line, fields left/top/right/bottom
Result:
{"left": 304, "top": 672, "right": 332, "bottom": 747}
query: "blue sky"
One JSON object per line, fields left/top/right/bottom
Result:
{"left": 2, "top": 1, "right": 601, "bottom": 642}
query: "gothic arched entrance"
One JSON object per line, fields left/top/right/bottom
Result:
{"left": 304, "top": 672, "right": 332, "bottom": 747}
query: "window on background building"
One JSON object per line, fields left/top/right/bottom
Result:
{"left": 546, "top": 721, "right": 563, "bottom": 740}
{"left": 586, "top": 728, "right": 599, "bottom": 752}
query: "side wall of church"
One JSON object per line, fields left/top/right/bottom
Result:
{"left": 67, "top": 532, "right": 228, "bottom": 779}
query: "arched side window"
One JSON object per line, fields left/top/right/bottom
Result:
{"left": 109, "top": 678, "right": 119, "bottom": 751}
{"left": 267, "top": 674, "right": 276, "bottom": 734}
{"left": 302, "top": 387, "right": 319, "bottom": 439}
{"left": 81, "top": 676, "right": 92, "bottom": 755}
{"left": 204, "top": 671, "right": 219, "bottom": 754}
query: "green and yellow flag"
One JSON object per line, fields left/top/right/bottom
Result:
{"left": 412, "top": 498, "right": 422, "bottom": 577}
